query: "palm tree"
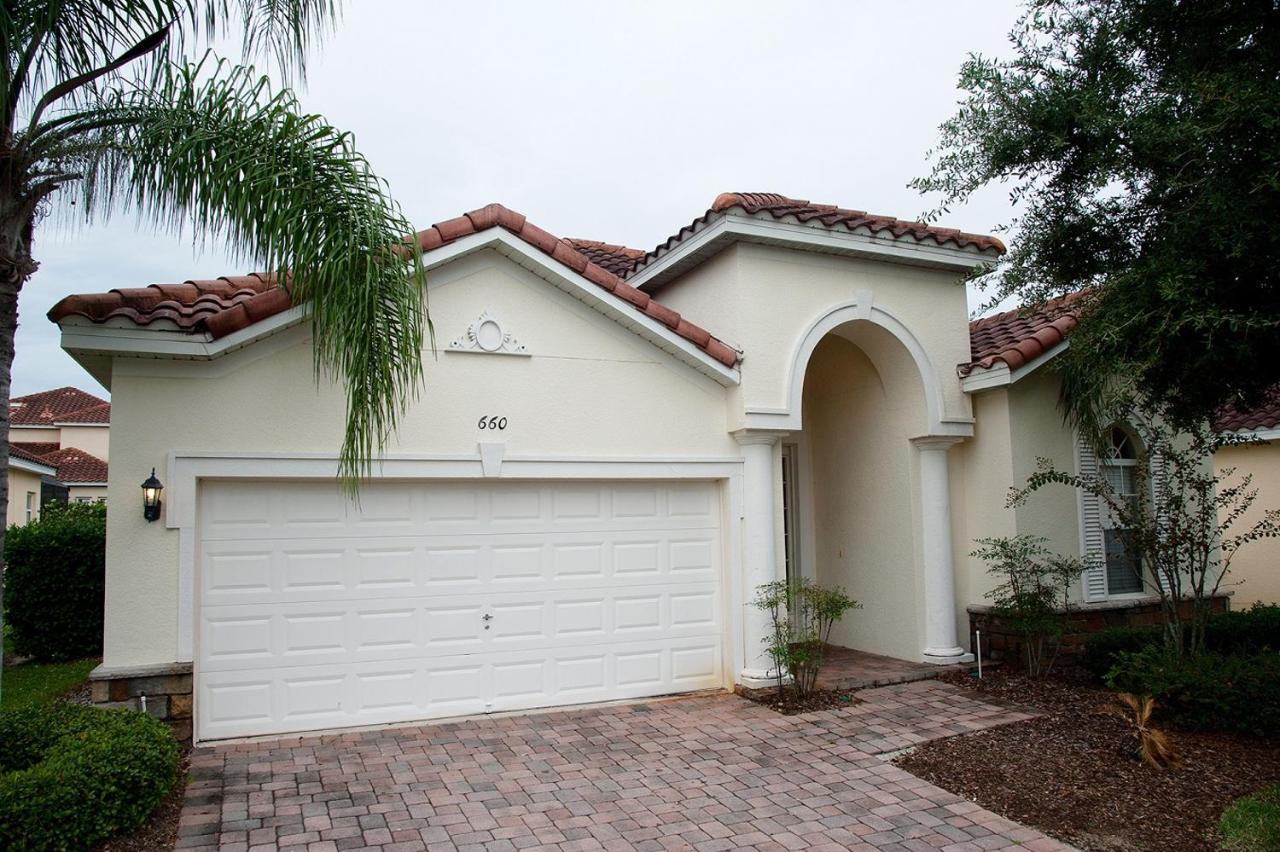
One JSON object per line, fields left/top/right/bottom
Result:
{"left": 0, "top": 2, "right": 428, "bottom": 699}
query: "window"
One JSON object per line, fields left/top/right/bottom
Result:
{"left": 1100, "top": 427, "right": 1144, "bottom": 595}
{"left": 24, "top": 491, "right": 34, "bottom": 523}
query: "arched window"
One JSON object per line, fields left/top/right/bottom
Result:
{"left": 1100, "top": 425, "right": 1144, "bottom": 595}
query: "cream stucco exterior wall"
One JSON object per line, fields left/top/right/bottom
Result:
{"left": 1216, "top": 441, "right": 1280, "bottom": 607}
{"left": 58, "top": 425, "right": 110, "bottom": 461}
{"left": 7, "top": 467, "right": 44, "bottom": 526}
{"left": 100, "top": 250, "right": 737, "bottom": 667}
{"left": 653, "top": 243, "right": 975, "bottom": 433}
{"left": 797, "top": 335, "right": 923, "bottom": 660}
{"left": 68, "top": 484, "right": 108, "bottom": 503}
{"left": 10, "top": 426, "right": 57, "bottom": 444}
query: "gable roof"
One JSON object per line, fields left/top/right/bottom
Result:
{"left": 564, "top": 239, "right": 647, "bottom": 278}
{"left": 48, "top": 205, "right": 739, "bottom": 369}
{"left": 38, "top": 447, "right": 109, "bottom": 483}
{"left": 631, "top": 192, "right": 1006, "bottom": 289}
{"left": 11, "top": 386, "right": 110, "bottom": 426}
{"left": 963, "top": 291, "right": 1088, "bottom": 377}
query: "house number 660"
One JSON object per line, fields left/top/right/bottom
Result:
{"left": 477, "top": 415, "right": 508, "bottom": 430}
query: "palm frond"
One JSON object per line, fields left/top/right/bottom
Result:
{"left": 1114, "top": 693, "right": 1182, "bottom": 770}
{"left": 74, "top": 56, "right": 427, "bottom": 488}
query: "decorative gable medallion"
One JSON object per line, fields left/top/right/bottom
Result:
{"left": 447, "top": 311, "right": 528, "bottom": 356}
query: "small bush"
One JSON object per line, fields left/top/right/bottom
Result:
{"left": 1106, "top": 646, "right": 1280, "bottom": 736}
{"left": 1206, "top": 603, "right": 1280, "bottom": 656}
{"left": 5, "top": 502, "right": 106, "bottom": 661}
{"left": 753, "top": 579, "right": 859, "bottom": 699}
{"left": 1081, "top": 625, "right": 1162, "bottom": 681}
{"left": 0, "top": 703, "right": 179, "bottom": 851}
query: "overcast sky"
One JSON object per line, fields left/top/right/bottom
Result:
{"left": 18, "top": 0, "right": 1025, "bottom": 400}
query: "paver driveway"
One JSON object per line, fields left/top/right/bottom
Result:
{"left": 179, "top": 680, "right": 1073, "bottom": 851}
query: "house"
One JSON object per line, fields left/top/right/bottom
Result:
{"left": 49, "top": 192, "right": 1163, "bottom": 742}
{"left": 1213, "top": 391, "right": 1280, "bottom": 608}
{"left": 6, "top": 386, "right": 110, "bottom": 512}
{"left": 6, "top": 444, "right": 58, "bottom": 526}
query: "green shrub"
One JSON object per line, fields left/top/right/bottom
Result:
{"left": 5, "top": 502, "right": 106, "bottom": 661}
{"left": 1081, "top": 625, "right": 1161, "bottom": 681}
{"left": 0, "top": 703, "right": 179, "bottom": 851}
{"left": 1206, "top": 603, "right": 1280, "bottom": 656}
{"left": 1106, "top": 646, "right": 1280, "bottom": 736}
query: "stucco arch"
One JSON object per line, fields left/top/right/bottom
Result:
{"left": 775, "top": 301, "right": 957, "bottom": 435}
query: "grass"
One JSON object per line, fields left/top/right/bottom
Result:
{"left": 1, "top": 657, "right": 97, "bottom": 710}
{"left": 1219, "top": 784, "right": 1280, "bottom": 851}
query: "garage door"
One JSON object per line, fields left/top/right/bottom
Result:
{"left": 196, "top": 479, "right": 724, "bottom": 740}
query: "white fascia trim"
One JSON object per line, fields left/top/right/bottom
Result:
{"left": 1222, "top": 427, "right": 1280, "bottom": 443}
{"left": 961, "top": 340, "right": 1070, "bottom": 393}
{"left": 67, "top": 481, "right": 108, "bottom": 487}
{"left": 433, "top": 230, "right": 739, "bottom": 386}
{"left": 9, "top": 424, "right": 57, "bottom": 430}
{"left": 10, "top": 456, "right": 57, "bottom": 476}
{"left": 56, "top": 231, "right": 741, "bottom": 388}
{"left": 58, "top": 306, "right": 307, "bottom": 362}
{"left": 54, "top": 421, "right": 110, "bottom": 428}
{"left": 629, "top": 214, "right": 998, "bottom": 291}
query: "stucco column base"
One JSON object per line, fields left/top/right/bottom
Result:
{"left": 922, "top": 649, "right": 975, "bottom": 665}
{"left": 737, "top": 668, "right": 794, "bottom": 690}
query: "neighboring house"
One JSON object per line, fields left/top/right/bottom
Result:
{"left": 47, "top": 191, "right": 1166, "bottom": 742}
{"left": 8, "top": 386, "right": 111, "bottom": 511}
{"left": 6, "top": 444, "right": 58, "bottom": 526}
{"left": 1213, "top": 392, "right": 1280, "bottom": 607}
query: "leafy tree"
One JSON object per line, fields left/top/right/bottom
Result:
{"left": 1008, "top": 404, "right": 1280, "bottom": 657}
{"left": 0, "top": 1, "right": 429, "bottom": 702}
{"left": 971, "top": 534, "right": 1088, "bottom": 676}
{"left": 914, "top": 0, "right": 1280, "bottom": 436}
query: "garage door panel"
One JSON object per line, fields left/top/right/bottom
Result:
{"left": 197, "top": 479, "right": 725, "bottom": 740}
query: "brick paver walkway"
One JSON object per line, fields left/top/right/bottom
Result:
{"left": 179, "top": 680, "right": 1072, "bottom": 851}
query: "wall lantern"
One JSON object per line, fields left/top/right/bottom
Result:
{"left": 141, "top": 468, "right": 163, "bottom": 522}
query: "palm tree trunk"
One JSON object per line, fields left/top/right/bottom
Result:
{"left": 0, "top": 202, "right": 37, "bottom": 706}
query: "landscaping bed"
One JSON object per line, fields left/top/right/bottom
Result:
{"left": 735, "top": 683, "right": 862, "bottom": 715}
{"left": 895, "top": 670, "right": 1280, "bottom": 851}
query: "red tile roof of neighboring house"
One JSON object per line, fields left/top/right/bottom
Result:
{"left": 12, "top": 442, "right": 61, "bottom": 458}
{"left": 48, "top": 204, "right": 741, "bottom": 368}
{"left": 631, "top": 192, "right": 1006, "bottom": 281}
{"left": 8, "top": 444, "right": 57, "bottom": 471}
{"left": 963, "top": 291, "right": 1089, "bottom": 377}
{"left": 56, "top": 401, "right": 111, "bottom": 424}
{"left": 1214, "top": 388, "right": 1280, "bottom": 433}
{"left": 10, "top": 386, "right": 110, "bottom": 426}
{"left": 38, "top": 447, "right": 108, "bottom": 483}
{"left": 564, "top": 239, "right": 647, "bottom": 277}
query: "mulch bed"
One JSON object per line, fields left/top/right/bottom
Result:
{"left": 736, "top": 684, "right": 862, "bottom": 715}
{"left": 98, "top": 752, "right": 189, "bottom": 852}
{"left": 895, "top": 669, "right": 1280, "bottom": 851}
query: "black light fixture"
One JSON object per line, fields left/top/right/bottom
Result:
{"left": 141, "top": 468, "right": 163, "bottom": 522}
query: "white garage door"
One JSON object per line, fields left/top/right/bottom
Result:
{"left": 196, "top": 479, "right": 724, "bottom": 740}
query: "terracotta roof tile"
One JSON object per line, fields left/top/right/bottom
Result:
{"left": 1214, "top": 388, "right": 1280, "bottom": 433}
{"left": 631, "top": 191, "right": 1005, "bottom": 281}
{"left": 963, "top": 292, "right": 1089, "bottom": 377}
{"left": 10, "top": 387, "right": 109, "bottom": 426}
{"left": 56, "top": 401, "right": 111, "bottom": 424}
{"left": 565, "top": 240, "right": 647, "bottom": 277}
{"left": 48, "top": 273, "right": 278, "bottom": 335}
{"left": 12, "top": 442, "right": 60, "bottom": 457}
{"left": 38, "top": 447, "right": 108, "bottom": 483}
{"left": 47, "top": 205, "right": 741, "bottom": 369}
{"left": 9, "top": 444, "right": 56, "bottom": 470}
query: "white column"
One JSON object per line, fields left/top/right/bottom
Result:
{"left": 734, "top": 430, "right": 786, "bottom": 687}
{"left": 911, "top": 436, "right": 973, "bottom": 663}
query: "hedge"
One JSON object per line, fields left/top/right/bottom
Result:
{"left": 5, "top": 501, "right": 106, "bottom": 661}
{"left": 1106, "top": 646, "right": 1280, "bottom": 736}
{"left": 0, "top": 703, "right": 180, "bottom": 851}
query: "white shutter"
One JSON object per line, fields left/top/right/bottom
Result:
{"left": 1077, "top": 432, "right": 1108, "bottom": 601}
